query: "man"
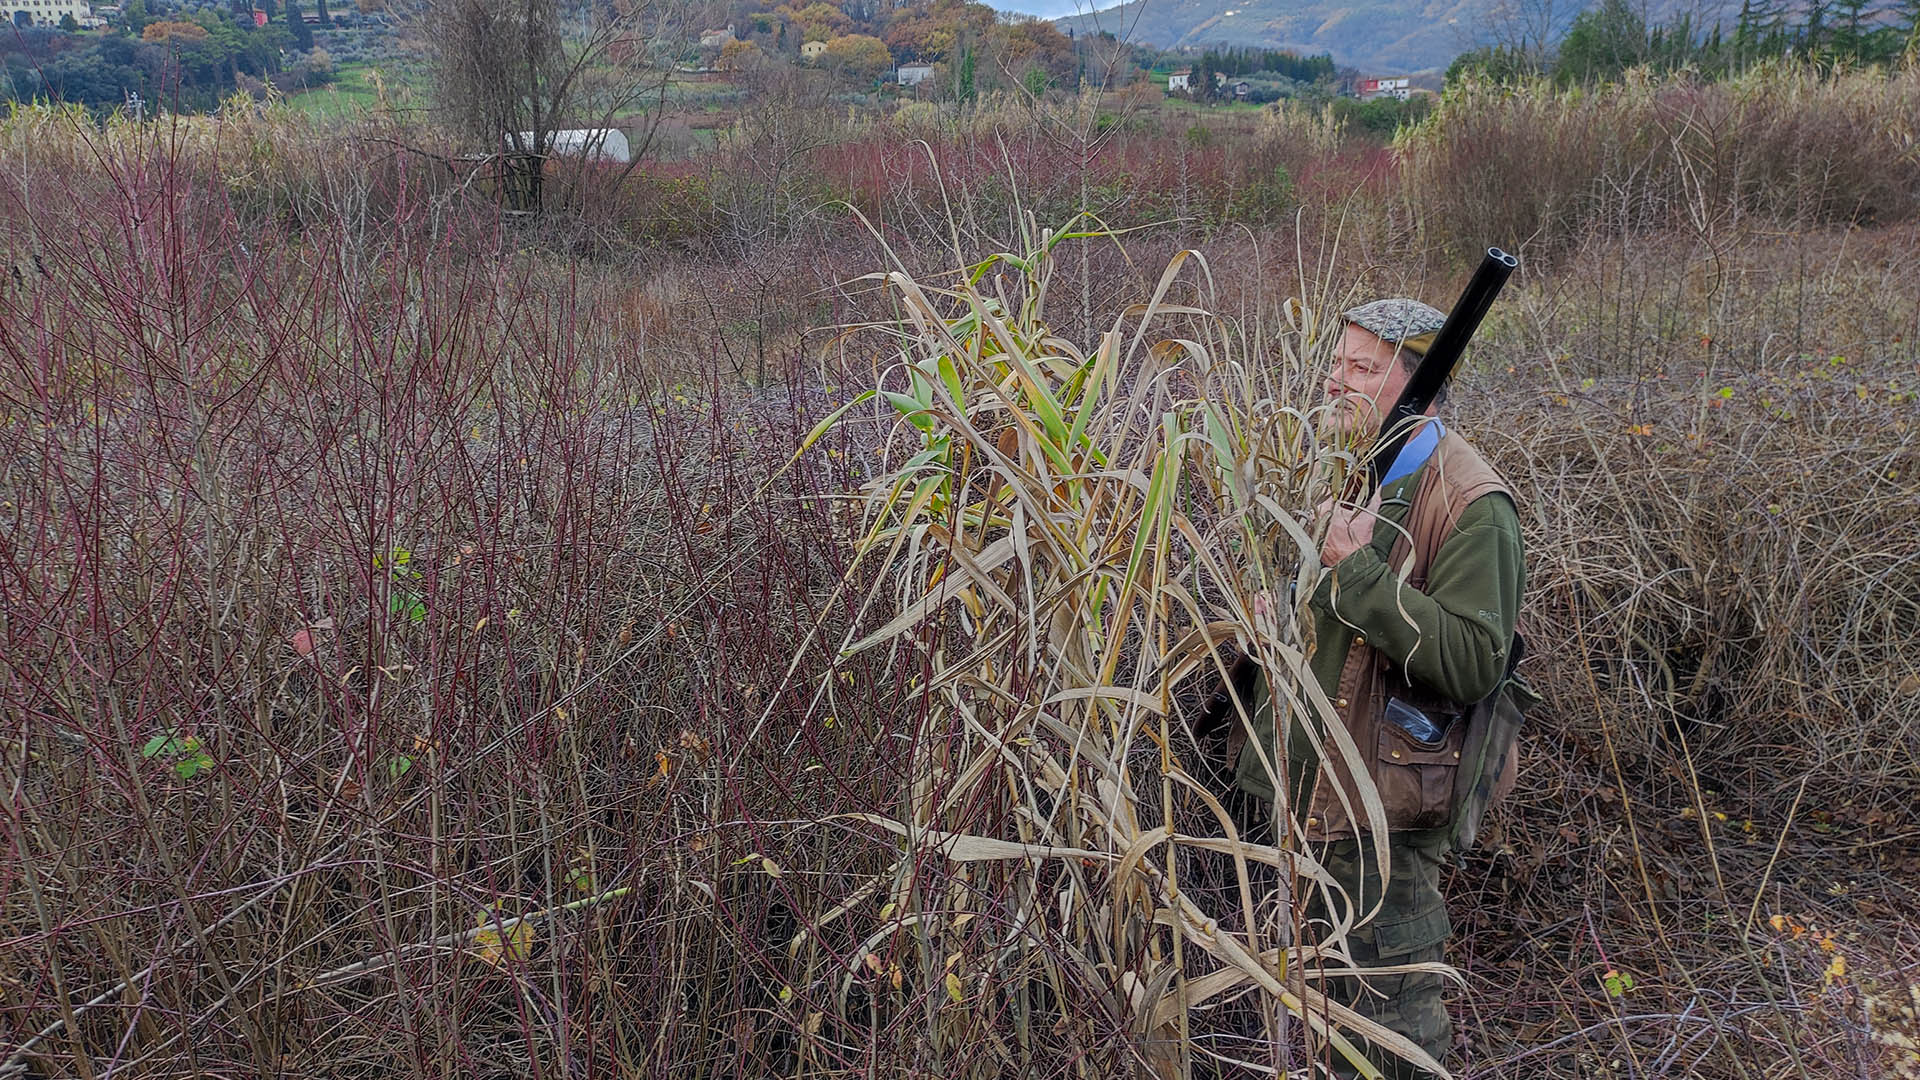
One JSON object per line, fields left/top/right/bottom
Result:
{"left": 1232, "top": 298, "right": 1526, "bottom": 1078}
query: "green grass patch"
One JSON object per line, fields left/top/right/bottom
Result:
{"left": 284, "top": 62, "right": 385, "bottom": 118}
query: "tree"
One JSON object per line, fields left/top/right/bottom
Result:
{"left": 143, "top": 20, "right": 212, "bottom": 42}
{"left": 420, "top": 0, "right": 686, "bottom": 213}
{"left": 1800, "top": 0, "right": 1830, "bottom": 54}
{"left": 1829, "top": 0, "right": 1875, "bottom": 59}
{"left": 954, "top": 42, "right": 974, "bottom": 102}
{"left": 880, "top": 0, "right": 993, "bottom": 64}
{"left": 1553, "top": 0, "right": 1647, "bottom": 84}
{"left": 1475, "top": 0, "right": 1573, "bottom": 75}
{"left": 58, "top": 12, "right": 80, "bottom": 30}
{"left": 1446, "top": 43, "right": 1534, "bottom": 85}
{"left": 284, "top": 0, "right": 313, "bottom": 50}
{"left": 821, "top": 32, "right": 890, "bottom": 81}
{"left": 1190, "top": 54, "right": 1212, "bottom": 100}
{"left": 1895, "top": 0, "right": 1920, "bottom": 57}
{"left": 314, "top": 0, "right": 329, "bottom": 25}
{"left": 718, "top": 36, "right": 762, "bottom": 70}
{"left": 784, "top": 1, "right": 848, "bottom": 41}
{"left": 1005, "top": 18, "right": 1075, "bottom": 85}
{"left": 1021, "top": 63, "right": 1047, "bottom": 97}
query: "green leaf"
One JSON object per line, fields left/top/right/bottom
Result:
{"left": 1120, "top": 413, "right": 1181, "bottom": 596}
{"left": 144, "top": 729, "right": 214, "bottom": 780}
{"left": 1602, "top": 969, "right": 1634, "bottom": 997}
{"left": 935, "top": 354, "right": 964, "bottom": 411}
{"left": 881, "top": 391, "right": 933, "bottom": 432}
{"left": 792, "top": 390, "right": 877, "bottom": 460}
{"left": 908, "top": 365, "right": 935, "bottom": 409}
{"left": 388, "top": 754, "right": 413, "bottom": 779}
{"left": 1064, "top": 332, "right": 1117, "bottom": 465}
{"left": 391, "top": 591, "right": 426, "bottom": 623}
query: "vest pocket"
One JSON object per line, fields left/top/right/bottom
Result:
{"left": 1374, "top": 704, "right": 1465, "bottom": 831}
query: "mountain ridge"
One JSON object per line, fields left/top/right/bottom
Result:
{"left": 1055, "top": 0, "right": 1496, "bottom": 74}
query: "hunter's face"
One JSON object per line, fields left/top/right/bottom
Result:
{"left": 1325, "top": 323, "right": 1413, "bottom": 439}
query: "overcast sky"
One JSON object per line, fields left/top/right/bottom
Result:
{"left": 991, "top": 0, "right": 1113, "bottom": 21}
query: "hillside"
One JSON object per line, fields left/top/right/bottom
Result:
{"left": 1058, "top": 0, "right": 1492, "bottom": 74}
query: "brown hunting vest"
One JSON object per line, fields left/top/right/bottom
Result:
{"left": 1305, "top": 430, "right": 1515, "bottom": 842}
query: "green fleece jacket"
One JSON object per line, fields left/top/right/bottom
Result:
{"left": 1233, "top": 467, "right": 1526, "bottom": 807}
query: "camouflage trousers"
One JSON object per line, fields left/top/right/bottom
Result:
{"left": 1311, "top": 834, "right": 1454, "bottom": 1080}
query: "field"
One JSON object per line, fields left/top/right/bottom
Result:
{"left": 283, "top": 62, "right": 389, "bottom": 118}
{"left": 0, "top": 66, "right": 1916, "bottom": 1079}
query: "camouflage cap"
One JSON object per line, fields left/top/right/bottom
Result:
{"left": 1343, "top": 298, "right": 1447, "bottom": 355}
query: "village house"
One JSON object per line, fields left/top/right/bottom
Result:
{"left": 1358, "top": 76, "right": 1411, "bottom": 101}
{"left": 1166, "top": 68, "right": 1191, "bottom": 92}
{"left": 895, "top": 63, "right": 936, "bottom": 87}
{"left": 698, "top": 25, "right": 735, "bottom": 49}
{"left": 800, "top": 39, "right": 827, "bottom": 61}
{"left": 1212, "top": 72, "right": 1252, "bottom": 98}
{"left": 9, "top": 0, "right": 90, "bottom": 28}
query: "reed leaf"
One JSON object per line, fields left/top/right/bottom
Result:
{"left": 808, "top": 227, "right": 1443, "bottom": 1078}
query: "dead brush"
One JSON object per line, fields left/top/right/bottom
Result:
{"left": 797, "top": 220, "right": 1457, "bottom": 1078}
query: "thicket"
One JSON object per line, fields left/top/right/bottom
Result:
{"left": 0, "top": 66, "right": 1916, "bottom": 1078}
{"left": 1450, "top": 0, "right": 1920, "bottom": 85}
{"left": 1401, "top": 62, "right": 1920, "bottom": 260}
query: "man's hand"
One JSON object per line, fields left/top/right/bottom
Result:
{"left": 1320, "top": 487, "right": 1385, "bottom": 567}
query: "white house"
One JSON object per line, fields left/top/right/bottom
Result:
{"left": 9, "top": 0, "right": 90, "bottom": 27}
{"left": 800, "top": 39, "right": 827, "bottom": 61}
{"left": 895, "top": 63, "right": 935, "bottom": 86}
{"left": 1358, "top": 76, "right": 1411, "bottom": 101}
{"left": 510, "top": 129, "right": 632, "bottom": 164}
{"left": 698, "top": 25, "right": 734, "bottom": 49}
{"left": 1166, "top": 68, "right": 1191, "bottom": 92}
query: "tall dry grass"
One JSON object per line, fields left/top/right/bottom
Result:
{"left": 0, "top": 77, "right": 1915, "bottom": 1080}
{"left": 791, "top": 218, "right": 1464, "bottom": 1077}
{"left": 1399, "top": 63, "right": 1920, "bottom": 260}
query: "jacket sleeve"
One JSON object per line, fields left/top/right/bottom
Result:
{"left": 1308, "top": 492, "right": 1525, "bottom": 705}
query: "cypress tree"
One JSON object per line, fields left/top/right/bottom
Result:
{"left": 286, "top": 0, "right": 313, "bottom": 50}
{"left": 1800, "top": 0, "right": 1829, "bottom": 54}
{"left": 956, "top": 45, "right": 975, "bottom": 104}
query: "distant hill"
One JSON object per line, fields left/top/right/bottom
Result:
{"left": 1056, "top": 0, "right": 1493, "bottom": 74}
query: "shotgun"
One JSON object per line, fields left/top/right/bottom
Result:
{"left": 1193, "top": 248, "right": 1519, "bottom": 739}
